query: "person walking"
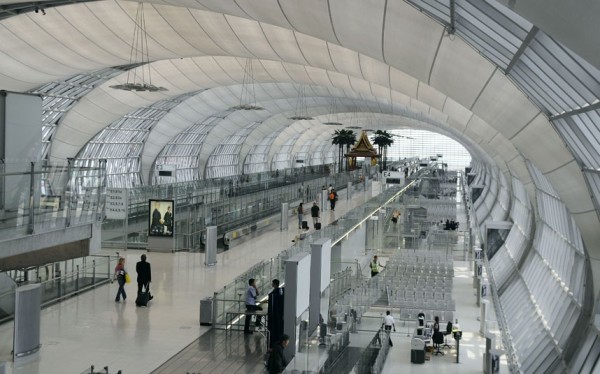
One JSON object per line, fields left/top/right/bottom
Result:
{"left": 297, "top": 203, "right": 304, "bottom": 229}
{"left": 310, "top": 202, "right": 320, "bottom": 228}
{"left": 267, "top": 334, "right": 290, "bottom": 374}
{"left": 113, "top": 257, "right": 127, "bottom": 302}
{"left": 244, "top": 278, "right": 263, "bottom": 334}
{"left": 329, "top": 188, "right": 338, "bottom": 211}
{"left": 383, "top": 310, "right": 396, "bottom": 347}
{"left": 136, "top": 254, "right": 152, "bottom": 294}
{"left": 370, "top": 255, "right": 382, "bottom": 277}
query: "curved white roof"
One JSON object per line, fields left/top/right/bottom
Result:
{"left": 0, "top": 0, "right": 599, "bottom": 281}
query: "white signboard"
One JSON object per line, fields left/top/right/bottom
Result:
{"left": 106, "top": 188, "right": 128, "bottom": 219}
{"left": 382, "top": 171, "right": 403, "bottom": 184}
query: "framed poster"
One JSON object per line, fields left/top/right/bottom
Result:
{"left": 148, "top": 199, "right": 174, "bottom": 237}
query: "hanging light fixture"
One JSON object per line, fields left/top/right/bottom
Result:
{"left": 289, "top": 85, "right": 313, "bottom": 121}
{"left": 230, "top": 58, "right": 264, "bottom": 110}
{"left": 323, "top": 97, "right": 343, "bottom": 126}
{"left": 110, "top": 3, "right": 167, "bottom": 92}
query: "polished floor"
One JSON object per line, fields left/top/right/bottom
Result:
{"left": 0, "top": 185, "right": 500, "bottom": 374}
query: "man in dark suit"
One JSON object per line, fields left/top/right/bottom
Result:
{"left": 268, "top": 279, "right": 284, "bottom": 348}
{"left": 267, "top": 334, "right": 289, "bottom": 374}
{"left": 136, "top": 254, "right": 152, "bottom": 294}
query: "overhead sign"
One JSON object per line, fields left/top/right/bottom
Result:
{"left": 106, "top": 188, "right": 128, "bottom": 219}
{"left": 382, "top": 171, "right": 403, "bottom": 184}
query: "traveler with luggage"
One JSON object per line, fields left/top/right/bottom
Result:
{"left": 310, "top": 202, "right": 320, "bottom": 229}
{"left": 135, "top": 254, "right": 153, "bottom": 307}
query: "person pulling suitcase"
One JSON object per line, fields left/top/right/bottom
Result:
{"left": 136, "top": 254, "right": 153, "bottom": 307}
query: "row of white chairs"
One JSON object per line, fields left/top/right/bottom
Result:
{"left": 391, "top": 289, "right": 453, "bottom": 300}
{"left": 392, "top": 298, "right": 456, "bottom": 311}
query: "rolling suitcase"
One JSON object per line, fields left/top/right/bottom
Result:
{"left": 302, "top": 221, "right": 309, "bottom": 229}
{"left": 315, "top": 222, "right": 321, "bottom": 230}
{"left": 136, "top": 285, "right": 153, "bottom": 307}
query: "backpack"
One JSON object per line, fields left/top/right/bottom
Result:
{"left": 329, "top": 192, "right": 335, "bottom": 200}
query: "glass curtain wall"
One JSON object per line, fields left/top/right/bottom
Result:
{"left": 271, "top": 135, "right": 301, "bottom": 170}
{"left": 152, "top": 110, "right": 232, "bottom": 184}
{"left": 385, "top": 129, "right": 471, "bottom": 170}
{"left": 204, "top": 121, "right": 262, "bottom": 179}
{"left": 75, "top": 92, "right": 197, "bottom": 188}
{"left": 30, "top": 67, "right": 127, "bottom": 160}
{"left": 242, "top": 128, "right": 285, "bottom": 174}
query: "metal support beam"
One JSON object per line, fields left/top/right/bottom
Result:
{"left": 504, "top": 26, "right": 538, "bottom": 74}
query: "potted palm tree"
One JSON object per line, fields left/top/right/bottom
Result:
{"left": 372, "top": 130, "right": 394, "bottom": 172}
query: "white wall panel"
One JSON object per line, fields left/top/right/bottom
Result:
{"left": 512, "top": 115, "right": 573, "bottom": 172}
{"left": 330, "top": 0, "right": 385, "bottom": 60}
{"left": 417, "top": 82, "right": 446, "bottom": 112}
{"left": 383, "top": 0, "right": 441, "bottom": 82}
{"left": 545, "top": 161, "right": 594, "bottom": 214}
{"left": 472, "top": 70, "right": 540, "bottom": 139}
{"left": 430, "top": 38, "right": 496, "bottom": 109}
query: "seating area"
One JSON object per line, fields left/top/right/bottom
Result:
{"left": 377, "top": 249, "right": 456, "bottom": 322}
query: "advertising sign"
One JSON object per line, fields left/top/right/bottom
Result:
{"left": 149, "top": 199, "right": 174, "bottom": 237}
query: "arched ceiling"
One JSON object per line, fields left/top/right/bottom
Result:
{"left": 0, "top": 0, "right": 599, "bottom": 275}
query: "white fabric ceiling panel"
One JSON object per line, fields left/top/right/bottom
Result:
{"left": 390, "top": 90, "right": 411, "bottom": 107}
{"left": 0, "top": 22, "right": 83, "bottom": 77}
{"left": 464, "top": 115, "right": 496, "bottom": 143}
{"left": 295, "top": 34, "right": 336, "bottom": 71}
{"left": 304, "top": 66, "right": 334, "bottom": 87}
{"left": 152, "top": 6, "right": 226, "bottom": 55}
{"left": 172, "top": 58, "right": 218, "bottom": 86}
{"left": 281, "top": 64, "right": 312, "bottom": 84}
{"left": 279, "top": 0, "right": 338, "bottom": 44}
{"left": 185, "top": 0, "right": 247, "bottom": 18}
{"left": 359, "top": 55, "right": 390, "bottom": 88}
{"left": 508, "top": 158, "right": 532, "bottom": 187}
{"left": 409, "top": 99, "right": 431, "bottom": 118}
{"left": 136, "top": 4, "right": 206, "bottom": 57}
{"left": 443, "top": 98, "right": 473, "bottom": 128}
{"left": 90, "top": 2, "right": 180, "bottom": 60}
{"left": 429, "top": 108, "right": 449, "bottom": 124}
{"left": 259, "top": 60, "right": 293, "bottom": 84}
{"left": 225, "top": 16, "right": 280, "bottom": 61}
{"left": 329, "top": 0, "right": 385, "bottom": 60}
{"left": 430, "top": 37, "right": 496, "bottom": 109}
{"left": 327, "top": 71, "right": 353, "bottom": 91}
{"left": 383, "top": 0, "right": 442, "bottom": 82}
{"left": 6, "top": 16, "right": 100, "bottom": 70}
{"left": 389, "top": 67, "right": 418, "bottom": 99}
{"left": 210, "top": 56, "right": 245, "bottom": 82}
{"left": 417, "top": 82, "right": 446, "bottom": 112}
{"left": 328, "top": 43, "right": 363, "bottom": 79}
{"left": 193, "top": 57, "right": 237, "bottom": 85}
{"left": 511, "top": 114, "right": 573, "bottom": 173}
{"left": 492, "top": 155, "right": 508, "bottom": 173}
{"left": 370, "top": 84, "right": 392, "bottom": 102}
{"left": 235, "top": 0, "right": 292, "bottom": 29}
{"left": 0, "top": 53, "right": 60, "bottom": 91}
{"left": 189, "top": 10, "right": 253, "bottom": 57}
{"left": 48, "top": 139, "right": 85, "bottom": 164}
{"left": 146, "top": 0, "right": 210, "bottom": 10}
{"left": 487, "top": 134, "right": 519, "bottom": 162}
{"left": 471, "top": 70, "right": 540, "bottom": 140}
{"left": 261, "top": 24, "right": 307, "bottom": 65}
{"left": 348, "top": 76, "right": 372, "bottom": 97}
{"left": 545, "top": 161, "right": 594, "bottom": 214}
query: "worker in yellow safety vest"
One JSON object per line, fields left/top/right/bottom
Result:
{"left": 371, "top": 255, "right": 382, "bottom": 277}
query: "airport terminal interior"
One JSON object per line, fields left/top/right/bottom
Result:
{"left": 0, "top": 0, "right": 599, "bottom": 373}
